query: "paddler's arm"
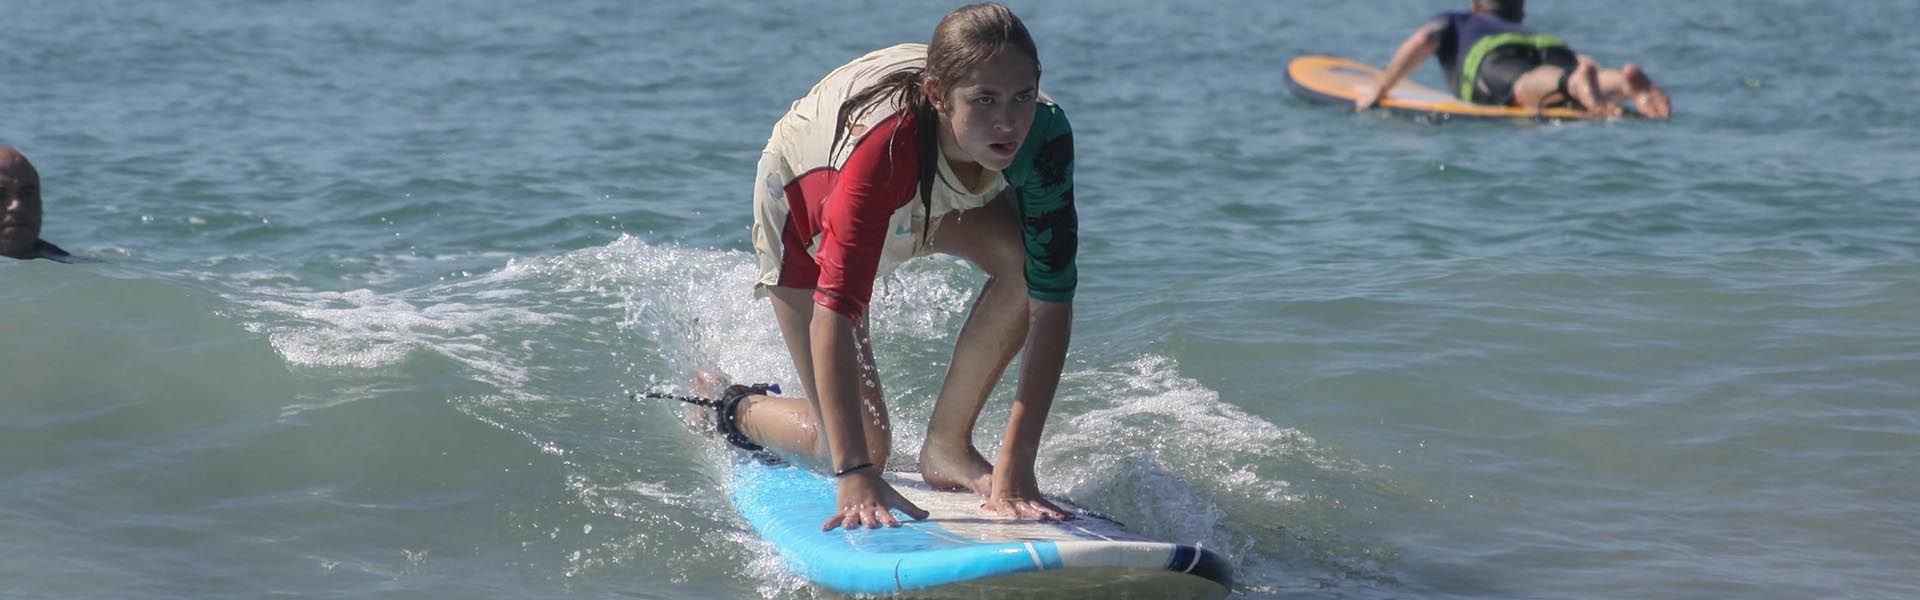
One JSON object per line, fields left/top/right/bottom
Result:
{"left": 985, "top": 299, "right": 1075, "bottom": 520}
{"left": 1358, "top": 21, "right": 1445, "bottom": 110}
{"left": 811, "top": 307, "right": 930, "bottom": 530}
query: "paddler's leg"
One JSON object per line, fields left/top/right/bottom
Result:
{"left": 921, "top": 190, "right": 1029, "bottom": 496}
{"left": 1595, "top": 63, "right": 1671, "bottom": 118}
{"left": 1514, "top": 56, "right": 1611, "bottom": 117}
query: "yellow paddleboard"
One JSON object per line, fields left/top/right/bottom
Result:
{"left": 1285, "top": 55, "right": 1599, "bottom": 122}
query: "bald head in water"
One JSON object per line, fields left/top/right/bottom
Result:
{"left": 0, "top": 147, "right": 45, "bottom": 259}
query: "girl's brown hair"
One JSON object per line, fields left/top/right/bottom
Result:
{"left": 830, "top": 3, "right": 1041, "bottom": 247}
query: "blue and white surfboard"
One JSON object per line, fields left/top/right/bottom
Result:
{"left": 730, "top": 458, "right": 1234, "bottom": 597}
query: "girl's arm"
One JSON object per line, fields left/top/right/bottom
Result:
{"left": 988, "top": 102, "right": 1078, "bottom": 519}
{"left": 811, "top": 110, "right": 932, "bottom": 530}
{"left": 811, "top": 307, "right": 929, "bottom": 530}
{"left": 985, "top": 299, "right": 1073, "bottom": 520}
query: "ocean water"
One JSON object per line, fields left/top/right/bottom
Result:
{"left": 4, "top": 0, "right": 1918, "bottom": 598}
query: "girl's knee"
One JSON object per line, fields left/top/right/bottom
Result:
{"left": 974, "top": 239, "right": 1027, "bottom": 282}
{"left": 996, "top": 275, "right": 1031, "bottom": 302}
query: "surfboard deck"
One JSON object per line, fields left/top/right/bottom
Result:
{"left": 730, "top": 456, "right": 1233, "bottom": 597}
{"left": 1285, "top": 54, "right": 1603, "bottom": 122}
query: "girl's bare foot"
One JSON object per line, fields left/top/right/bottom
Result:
{"left": 690, "top": 368, "right": 730, "bottom": 398}
{"left": 919, "top": 441, "right": 995, "bottom": 496}
{"left": 682, "top": 368, "right": 732, "bottom": 434}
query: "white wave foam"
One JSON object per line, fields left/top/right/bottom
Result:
{"left": 1052, "top": 355, "right": 1352, "bottom": 502}
{"left": 1045, "top": 354, "right": 1383, "bottom": 590}
{"left": 592, "top": 236, "right": 980, "bottom": 395}
{"left": 246, "top": 287, "right": 551, "bottom": 386}
{"left": 230, "top": 236, "right": 1367, "bottom": 592}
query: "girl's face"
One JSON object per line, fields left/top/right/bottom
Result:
{"left": 929, "top": 50, "right": 1039, "bottom": 173}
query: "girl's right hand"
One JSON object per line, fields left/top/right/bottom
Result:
{"left": 822, "top": 469, "right": 930, "bottom": 531}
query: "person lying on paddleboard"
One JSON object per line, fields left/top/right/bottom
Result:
{"left": 699, "top": 2, "right": 1078, "bottom": 530}
{"left": 1356, "top": 0, "right": 1671, "bottom": 118}
{"left": 1, "top": 147, "right": 88, "bottom": 264}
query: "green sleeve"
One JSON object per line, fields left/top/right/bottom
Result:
{"left": 1004, "top": 102, "right": 1077, "bottom": 303}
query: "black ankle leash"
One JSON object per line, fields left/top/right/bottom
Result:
{"left": 632, "top": 383, "right": 781, "bottom": 452}
{"left": 630, "top": 390, "right": 721, "bottom": 408}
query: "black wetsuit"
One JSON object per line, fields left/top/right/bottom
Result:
{"left": 17, "top": 239, "right": 87, "bottom": 264}
{"left": 1432, "top": 11, "right": 1581, "bottom": 107}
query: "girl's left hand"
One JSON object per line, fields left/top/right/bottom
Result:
{"left": 983, "top": 488, "right": 1074, "bottom": 521}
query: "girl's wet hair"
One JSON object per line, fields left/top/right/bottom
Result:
{"left": 1475, "top": 0, "right": 1524, "bottom": 22}
{"left": 832, "top": 3, "right": 1040, "bottom": 156}
{"left": 829, "top": 2, "right": 1041, "bottom": 249}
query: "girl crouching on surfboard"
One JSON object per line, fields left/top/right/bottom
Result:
{"left": 702, "top": 2, "right": 1079, "bottom": 530}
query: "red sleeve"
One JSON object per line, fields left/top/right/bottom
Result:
{"left": 813, "top": 111, "right": 922, "bottom": 320}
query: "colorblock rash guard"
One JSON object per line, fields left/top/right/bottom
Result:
{"left": 751, "top": 44, "right": 1077, "bottom": 319}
